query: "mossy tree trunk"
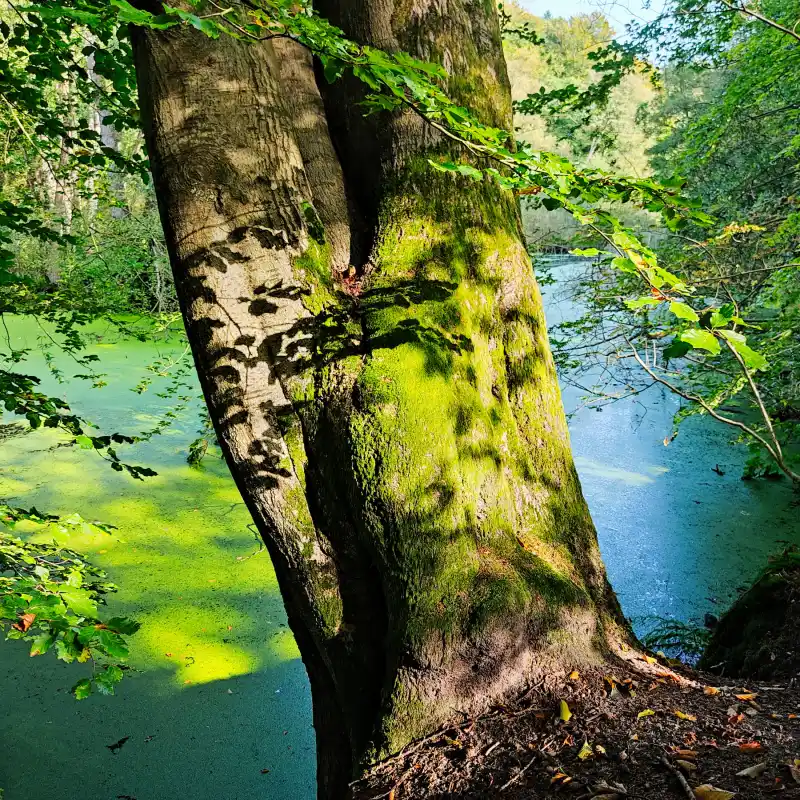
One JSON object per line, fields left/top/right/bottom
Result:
{"left": 131, "top": 2, "right": 628, "bottom": 796}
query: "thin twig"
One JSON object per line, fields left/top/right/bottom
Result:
{"left": 499, "top": 755, "right": 536, "bottom": 792}
{"left": 659, "top": 755, "right": 695, "bottom": 800}
{"left": 719, "top": 0, "right": 800, "bottom": 42}
{"left": 626, "top": 337, "right": 799, "bottom": 484}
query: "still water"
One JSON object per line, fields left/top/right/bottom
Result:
{"left": 1, "top": 264, "right": 798, "bottom": 798}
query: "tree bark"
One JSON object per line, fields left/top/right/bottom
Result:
{"left": 131, "top": 3, "right": 629, "bottom": 797}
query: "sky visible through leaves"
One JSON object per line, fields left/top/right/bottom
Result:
{"left": 519, "top": 0, "right": 666, "bottom": 36}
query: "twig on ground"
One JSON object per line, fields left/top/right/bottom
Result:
{"left": 499, "top": 754, "right": 536, "bottom": 791}
{"left": 659, "top": 754, "right": 695, "bottom": 800}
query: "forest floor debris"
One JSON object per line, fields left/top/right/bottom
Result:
{"left": 351, "top": 657, "right": 800, "bottom": 799}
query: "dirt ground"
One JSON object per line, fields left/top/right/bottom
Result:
{"left": 350, "top": 655, "right": 800, "bottom": 799}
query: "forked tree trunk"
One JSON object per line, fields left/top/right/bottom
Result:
{"left": 131, "top": 3, "right": 628, "bottom": 796}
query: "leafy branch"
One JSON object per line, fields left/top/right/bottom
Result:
{"left": 0, "top": 504, "right": 140, "bottom": 698}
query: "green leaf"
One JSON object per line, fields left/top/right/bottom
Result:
{"left": 96, "top": 629, "right": 129, "bottom": 660}
{"left": 679, "top": 329, "right": 720, "bottom": 355}
{"left": 611, "top": 257, "right": 637, "bottom": 274}
{"left": 428, "top": 160, "right": 460, "bottom": 173}
{"left": 94, "top": 665, "right": 124, "bottom": 696}
{"left": 72, "top": 678, "right": 93, "bottom": 700}
{"left": 77, "top": 625, "right": 98, "bottom": 646}
{"left": 75, "top": 435, "right": 93, "bottom": 450}
{"left": 105, "top": 617, "right": 141, "bottom": 636}
{"left": 111, "top": 0, "right": 176, "bottom": 28}
{"left": 626, "top": 297, "right": 661, "bottom": 310}
{"left": 718, "top": 330, "right": 768, "bottom": 370}
{"left": 669, "top": 301, "right": 699, "bottom": 322}
{"left": 29, "top": 633, "right": 56, "bottom": 657}
{"left": 61, "top": 589, "right": 98, "bottom": 619}
{"left": 456, "top": 164, "right": 483, "bottom": 181}
{"left": 663, "top": 339, "right": 691, "bottom": 360}
{"left": 541, "top": 197, "right": 562, "bottom": 211}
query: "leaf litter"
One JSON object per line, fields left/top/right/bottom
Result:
{"left": 351, "top": 661, "right": 800, "bottom": 799}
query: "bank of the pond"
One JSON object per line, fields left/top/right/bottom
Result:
{"left": 0, "top": 317, "right": 315, "bottom": 799}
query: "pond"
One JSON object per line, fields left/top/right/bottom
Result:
{"left": 1, "top": 265, "right": 798, "bottom": 798}
{"left": 541, "top": 258, "right": 799, "bottom": 627}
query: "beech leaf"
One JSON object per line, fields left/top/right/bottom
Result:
{"left": 693, "top": 785, "right": 736, "bottom": 800}
{"left": 736, "top": 762, "right": 766, "bottom": 778}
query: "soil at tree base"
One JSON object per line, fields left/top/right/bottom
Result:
{"left": 351, "top": 654, "right": 800, "bottom": 799}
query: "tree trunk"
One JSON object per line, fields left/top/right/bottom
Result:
{"left": 131, "top": 3, "right": 628, "bottom": 796}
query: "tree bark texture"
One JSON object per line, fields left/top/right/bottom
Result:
{"left": 131, "top": 3, "right": 628, "bottom": 796}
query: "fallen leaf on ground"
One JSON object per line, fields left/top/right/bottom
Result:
{"left": 577, "top": 740, "right": 593, "bottom": 760}
{"left": 786, "top": 763, "right": 800, "bottom": 784}
{"left": 568, "top": 670, "right": 580, "bottom": 681}
{"left": 739, "top": 742, "right": 762, "bottom": 752}
{"left": 694, "top": 784, "right": 736, "bottom": 800}
{"left": 674, "top": 710, "right": 697, "bottom": 721}
{"left": 704, "top": 686, "right": 721, "bottom": 696}
{"left": 559, "top": 700, "right": 572, "bottom": 722}
{"left": 737, "top": 762, "right": 767, "bottom": 778}
{"left": 638, "top": 709, "right": 655, "bottom": 719}
{"left": 644, "top": 655, "right": 657, "bottom": 664}
{"left": 674, "top": 749, "right": 698, "bottom": 758}
{"left": 676, "top": 759, "right": 697, "bottom": 773}
{"left": 735, "top": 693, "right": 759, "bottom": 701}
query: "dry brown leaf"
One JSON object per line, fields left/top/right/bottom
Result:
{"left": 676, "top": 759, "right": 697, "bottom": 773}
{"left": 675, "top": 749, "right": 698, "bottom": 758}
{"left": 674, "top": 710, "right": 697, "bottom": 721}
{"left": 736, "top": 762, "right": 767, "bottom": 778}
{"left": 704, "top": 686, "right": 721, "bottom": 696}
{"left": 12, "top": 612, "right": 36, "bottom": 632}
{"left": 735, "top": 693, "right": 759, "bottom": 701}
{"left": 739, "top": 742, "right": 762, "bottom": 752}
{"left": 693, "top": 784, "right": 736, "bottom": 800}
